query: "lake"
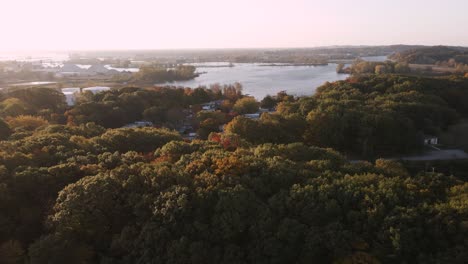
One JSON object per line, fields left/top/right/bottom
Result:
{"left": 164, "top": 63, "right": 350, "bottom": 99}
{"left": 163, "top": 56, "right": 388, "bottom": 99}
{"left": 4, "top": 53, "right": 387, "bottom": 99}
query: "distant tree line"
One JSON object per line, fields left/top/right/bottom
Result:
{"left": 390, "top": 46, "right": 468, "bottom": 65}
{"left": 337, "top": 60, "right": 411, "bottom": 75}
{"left": 133, "top": 65, "right": 198, "bottom": 83}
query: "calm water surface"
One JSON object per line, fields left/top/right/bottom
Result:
{"left": 164, "top": 55, "right": 388, "bottom": 99}
{"left": 165, "top": 63, "right": 349, "bottom": 99}
{"left": 3, "top": 53, "right": 387, "bottom": 99}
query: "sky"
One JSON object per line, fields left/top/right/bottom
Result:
{"left": 0, "top": 0, "right": 467, "bottom": 51}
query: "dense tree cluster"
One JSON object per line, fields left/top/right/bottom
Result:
{"left": 226, "top": 75, "right": 468, "bottom": 158}
{"left": 225, "top": 114, "right": 306, "bottom": 144}
{"left": 0, "top": 118, "right": 11, "bottom": 140}
{"left": 66, "top": 85, "right": 241, "bottom": 128}
{"left": 133, "top": 65, "right": 197, "bottom": 83}
{"left": 0, "top": 88, "right": 66, "bottom": 123}
{"left": 338, "top": 60, "right": 411, "bottom": 75}
{"left": 0, "top": 75, "right": 466, "bottom": 263}
{"left": 232, "top": 97, "right": 259, "bottom": 114}
{"left": 12, "top": 138, "right": 465, "bottom": 263}
{"left": 390, "top": 46, "right": 468, "bottom": 65}
{"left": 0, "top": 123, "right": 182, "bottom": 262}
{"left": 195, "top": 111, "right": 232, "bottom": 140}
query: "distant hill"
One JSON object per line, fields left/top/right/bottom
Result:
{"left": 67, "top": 45, "right": 467, "bottom": 65}
{"left": 390, "top": 46, "right": 468, "bottom": 65}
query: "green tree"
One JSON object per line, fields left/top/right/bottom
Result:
{"left": 260, "top": 95, "right": 277, "bottom": 109}
{"left": 6, "top": 115, "right": 49, "bottom": 131}
{"left": 336, "top": 63, "right": 345, "bottom": 73}
{"left": 375, "top": 64, "right": 388, "bottom": 74}
{"left": 198, "top": 118, "right": 221, "bottom": 139}
{"left": 0, "top": 118, "right": 11, "bottom": 140}
{"left": 93, "top": 127, "right": 181, "bottom": 153}
{"left": 233, "top": 97, "right": 259, "bottom": 114}
{"left": 0, "top": 98, "right": 30, "bottom": 117}
{"left": 395, "top": 62, "right": 410, "bottom": 73}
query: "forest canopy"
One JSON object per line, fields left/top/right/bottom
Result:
{"left": 390, "top": 46, "right": 468, "bottom": 66}
{"left": 0, "top": 75, "right": 466, "bottom": 263}
{"left": 0, "top": 125, "right": 466, "bottom": 263}
{"left": 225, "top": 75, "right": 468, "bottom": 158}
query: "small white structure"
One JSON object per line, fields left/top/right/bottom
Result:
{"left": 200, "top": 100, "right": 224, "bottom": 111}
{"left": 123, "top": 121, "right": 153, "bottom": 128}
{"left": 61, "top": 87, "right": 81, "bottom": 106}
{"left": 201, "top": 103, "right": 216, "bottom": 111}
{"left": 82, "top": 86, "right": 111, "bottom": 94}
{"left": 201, "top": 105, "right": 215, "bottom": 111}
{"left": 243, "top": 113, "right": 261, "bottom": 119}
{"left": 424, "top": 136, "right": 438, "bottom": 145}
{"left": 185, "top": 132, "right": 197, "bottom": 140}
{"left": 259, "top": 108, "right": 276, "bottom": 113}
{"left": 62, "top": 87, "right": 81, "bottom": 93}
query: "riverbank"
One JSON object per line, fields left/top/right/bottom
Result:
{"left": 258, "top": 63, "right": 328, "bottom": 67}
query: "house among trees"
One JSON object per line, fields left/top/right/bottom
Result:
{"left": 243, "top": 113, "right": 261, "bottom": 119}
{"left": 61, "top": 87, "right": 112, "bottom": 106}
{"left": 123, "top": 121, "right": 153, "bottom": 128}
{"left": 201, "top": 104, "right": 215, "bottom": 111}
{"left": 201, "top": 100, "right": 224, "bottom": 111}
{"left": 184, "top": 132, "right": 197, "bottom": 140}
{"left": 424, "top": 135, "right": 439, "bottom": 145}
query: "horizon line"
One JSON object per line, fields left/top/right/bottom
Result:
{"left": 1, "top": 44, "right": 467, "bottom": 53}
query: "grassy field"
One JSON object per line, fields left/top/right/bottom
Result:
{"left": 409, "top": 63, "right": 457, "bottom": 74}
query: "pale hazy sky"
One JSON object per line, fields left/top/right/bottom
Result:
{"left": 0, "top": 0, "right": 467, "bottom": 50}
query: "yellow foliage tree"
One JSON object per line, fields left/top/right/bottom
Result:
{"left": 6, "top": 115, "right": 49, "bottom": 131}
{"left": 233, "top": 97, "right": 259, "bottom": 114}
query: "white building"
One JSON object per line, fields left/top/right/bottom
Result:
{"left": 86, "top": 65, "right": 119, "bottom": 75}
{"left": 82, "top": 86, "right": 111, "bottom": 94}
{"left": 58, "top": 64, "right": 85, "bottom": 76}
{"left": 61, "top": 87, "right": 81, "bottom": 106}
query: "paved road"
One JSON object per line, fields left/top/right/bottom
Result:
{"left": 399, "top": 149, "right": 468, "bottom": 161}
{"left": 348, "top": 149, "right": 468, "bottom": 163}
